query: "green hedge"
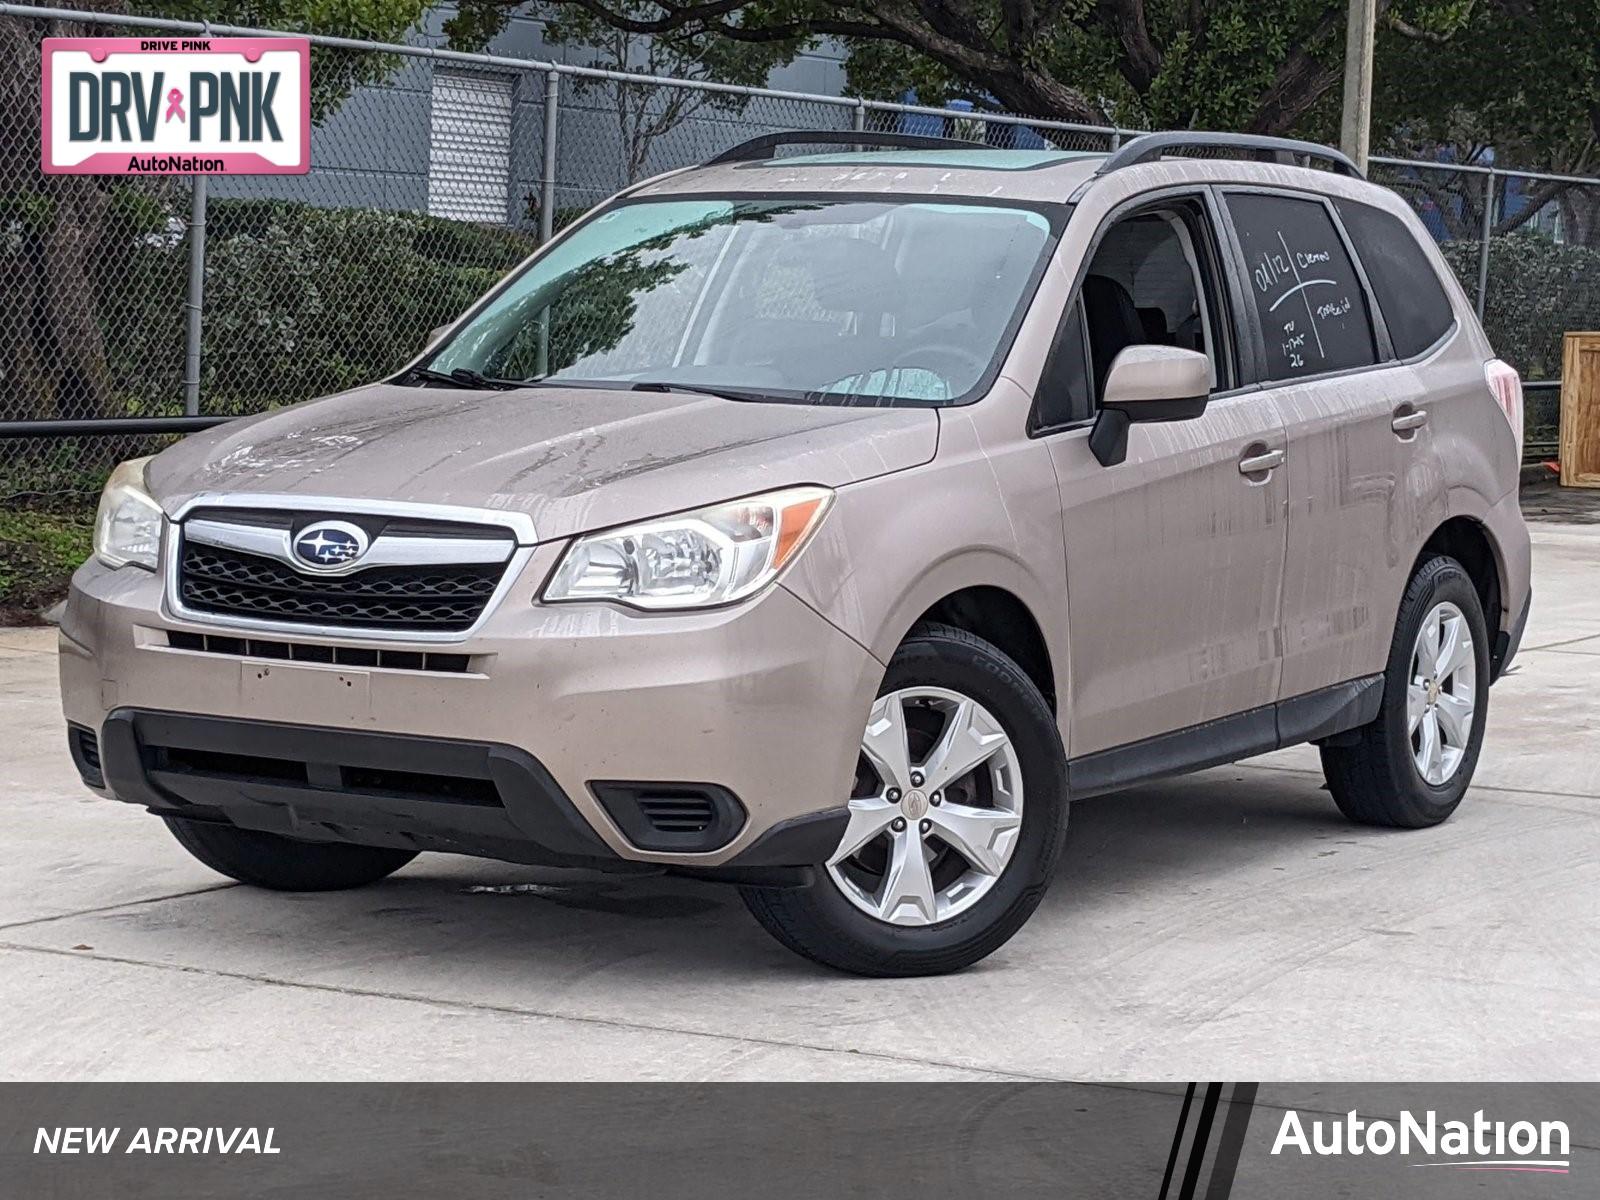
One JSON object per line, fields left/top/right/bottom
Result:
{"left": 1441, "top": 233, "right": 1600, "bottom": 384}
{"left": 3, "top": 195, "right": 539, "bottom": 426}
{"left": 192, "top": 200, "right": 538, "bottom": 414}
{"left": 1440, "top": 233, "right": 1600, "bottom": 442}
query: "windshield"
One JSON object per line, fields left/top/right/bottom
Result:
{"left": 424, "top": 197, "right": 1059, "bottom": 405}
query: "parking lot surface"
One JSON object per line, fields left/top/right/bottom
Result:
{"left": 2, "top": 515, "right": 1596, "bottom": 1081}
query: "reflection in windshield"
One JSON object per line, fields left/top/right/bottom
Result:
{"left": 426, "top": 198, "right": 1057, "bottom": 406}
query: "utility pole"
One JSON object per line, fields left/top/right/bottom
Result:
{"left": 1339, "top": 0, "right": 1377, "bottom": 172}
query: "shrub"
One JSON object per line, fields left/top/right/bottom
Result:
{"left": 1441, "top": 234, "right": 1600, "bottom": 381}
{"left": 191, "top": 200, "right": 538, "bottom": 413}
{"left": 0, "top": 503, "right": 94, "bottom": 623}
{"left": 1440, "top": 233, "right": 1600, "bottom": 443}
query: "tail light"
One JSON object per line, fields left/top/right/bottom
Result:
{"left": 1485, "top": 358, "right": 1524, "bottom": 459}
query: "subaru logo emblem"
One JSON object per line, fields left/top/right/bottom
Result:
{"left": 292, "top": 520, "right": 369, "bottom": 570}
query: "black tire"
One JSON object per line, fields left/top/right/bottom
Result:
{"left": 740, "top": 623, "right": 1069, "bottom": 977}
{"left": 164, "top": 817, "right": 416, "bottom": 891}
{"left": 1320, "top": 554, "right": 1491, "bottom": 828}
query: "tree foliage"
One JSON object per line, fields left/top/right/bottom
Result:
{"left": 468, "top": 0, "right": 1600, "bottom": 165}
{"left": 152, "top": 0, "right": 434, "bottom": 118}
{"left": 544, "top": 2, "right": 791, "bottom": 185}
{"left": 1375, "top": 3, "right": 1600, "bottom": 240}
{"left": 449, "top": 1, "right": 792, "bottom": 188}
{"left": 104, "top": 198, "right": 534, "bottom": 414}
{"left": 1442, "top": 233, "right": 1600, "bottom": 385}
{"left": 1378, "top": 1, "right": 1600, "bottom": 174}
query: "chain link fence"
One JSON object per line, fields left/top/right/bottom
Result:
{"left": 3, "top": 1, "right": 1595, "bottom": 503}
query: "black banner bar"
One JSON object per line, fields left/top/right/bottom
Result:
{"left": 1, "top": 1082, "right": 1592, "bottom": 1199}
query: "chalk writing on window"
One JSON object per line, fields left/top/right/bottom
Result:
{"left": 1227, "top": 194, "right": 1376, "bottom": 380}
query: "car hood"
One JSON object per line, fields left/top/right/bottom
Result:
{"left": 146, "top": 383, "right": 939, "bottom": 540}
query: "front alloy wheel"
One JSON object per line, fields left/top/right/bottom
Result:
{"left": 828, "top": 688, "right": 1024, "bottom": 926}
{"left": 740, "top": 623, "right": 1068, "bottom": 976}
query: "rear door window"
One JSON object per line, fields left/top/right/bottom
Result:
{"left": 1225, "top": 192, "right": 1377, "bottom": 381}
{"left": 1335, "top": 199, "right": 1456, "bottom": 359}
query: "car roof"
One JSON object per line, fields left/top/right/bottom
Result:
{"left": 628, "top": 144, "right": 1397, "bottom": 210}
{"left": 630, "top": 148, "right": 1108, "bottom": 205}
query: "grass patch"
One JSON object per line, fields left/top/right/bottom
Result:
{"left": 0, "top": 502, "right": 95, "bottom": 624}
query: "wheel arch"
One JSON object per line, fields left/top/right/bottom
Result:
{"left": 1417, "top": 514, "right": 1504, "bottom": 660}
{"left": 908, "top": 585, "right": 1057, "bottom": 713}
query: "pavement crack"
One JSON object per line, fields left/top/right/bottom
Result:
{"left": 1235, "top": 760, "right": 1600, "bottom": 808}
{"left": 0, "top": 883, "right": 238, "bottom": 933}
{"left": 0, "top": 940, "right": 1051, "bottom": 1083}
{"left": 1521, "top": 633, "right": 1600, "bottom": 653}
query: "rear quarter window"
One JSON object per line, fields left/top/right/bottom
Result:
{"left": 1335, "top": 199, "right": 1457, "bottom": 359}
{"left": 1226, "top": 192, "right": 1378, "bottom": 381}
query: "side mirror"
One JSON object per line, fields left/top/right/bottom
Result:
{"left": 1089, "top": 345, "right": 1211, "bottom": 467}
{"left": 426, "top": 323, "right": 451, "bottom": 349}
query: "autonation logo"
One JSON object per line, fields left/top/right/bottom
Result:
{"left": 1272, "top": 1108, "right": 1571, "bottom": 1175}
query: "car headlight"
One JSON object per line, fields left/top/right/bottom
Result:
{"left": 544, "top": 486, "right": 833, "bottom": 610}
{"left": 93, "top": 457, "right": 164, "bottom": 570}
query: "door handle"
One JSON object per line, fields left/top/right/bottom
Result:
{"left": 1238, "top": 447, "right": 1285, "bottom": 476}
{"left": 1391, "top": 407, "right": 1429, "bottom": 433}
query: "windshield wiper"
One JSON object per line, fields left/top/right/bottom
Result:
{"left": 629, "top": 380, "right": 774, "bottom": 404}
{"left": 404, "top": 366, "right": 533, "bottom": 391}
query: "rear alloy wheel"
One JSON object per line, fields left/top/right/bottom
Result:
{"left": 1321, "top": 554, "right": 1490, "bottom": 828}
{"left": 741, "top": 623, "right": 1068, "bottom": 976}
{"left": 1406, "top": 600, "right": 1478, "bottom": 787}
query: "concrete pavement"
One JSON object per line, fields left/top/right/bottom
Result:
{"left": 1, "top": 521, "right": 1596, "bottom": 1082}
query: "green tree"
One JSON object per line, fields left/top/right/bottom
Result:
{"left": 153, "top": 1, "right": 433, "bottom": 119}
{"left": 1375, "top": 1, "right": 1600, "bottom": 239}
{"left": 451, "top": 1, "right": 793, "bottom": 190}
{"left": 464, "top": 0, "right": 1600, "bottom": 161}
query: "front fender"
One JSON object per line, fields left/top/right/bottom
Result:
{"left": 782, "top": 407, "right": 1071, "bottom": 738}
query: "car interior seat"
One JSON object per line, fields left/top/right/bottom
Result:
{"left": 1081, "top": 273, "right": 1147, "bottom": 398}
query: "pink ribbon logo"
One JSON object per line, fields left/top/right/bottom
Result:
{"left": 164, "top": 88, "right": 185, "bottom": 123}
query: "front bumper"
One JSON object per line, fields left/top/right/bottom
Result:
{"left": 59, "top": 547, "right": 882, "bottom": 870}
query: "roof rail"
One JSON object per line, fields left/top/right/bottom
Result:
{"left": 706, "top": 129, "right": 983, "bottom": 165}
{"left": 1093, "top": 131, "right": 1364, "bottom": 180}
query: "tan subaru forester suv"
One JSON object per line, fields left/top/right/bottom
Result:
{"left": 62, "top": 131, "right": 1531, "bottom": 976}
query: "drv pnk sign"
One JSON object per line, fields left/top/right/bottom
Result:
{"left": 42, "top": 37, "right": 309, "bottom": 175}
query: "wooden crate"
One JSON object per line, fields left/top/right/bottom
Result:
{"left": 1560, "top": 331, "right": 1600, "bottom": 487}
